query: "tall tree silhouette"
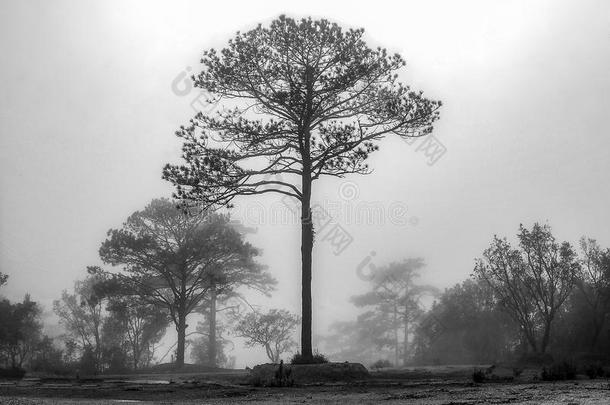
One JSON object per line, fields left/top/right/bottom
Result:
{"left": 163, "top": 16, "right": 441, "bottom": 360}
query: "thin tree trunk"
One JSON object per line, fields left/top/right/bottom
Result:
{"left": 176, "top": 312, "right": 187, "bottom": 368}
{"left": 540, "top": 319, "right": 552, "bottom": 354}
{"left": 394, "top": 306, "right": 399, "bottom": 366}
{"left": 133, "top": 348, "right": 139, "bottom": 371}
{"left": 208, "top": 284, "right": 217, "bottom": 367}
{"left": 403, "top": 319, "right": 409, "bottom": 366}
{"left": 133, "top": 333, "right": 140, "bottom": 371}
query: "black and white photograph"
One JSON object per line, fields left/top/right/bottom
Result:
{"left": 1, "top": 0, "right": 609, "bottom": 403}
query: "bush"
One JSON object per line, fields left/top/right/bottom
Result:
{"left": 541, "top": 361, "right": 577, "bottom": 381}
{"left": 290, "top": 351, "right": 328, "bottom": 365}
{"left": 512, "top": 366, "right": 524, "bottom": 377}
{"left": 371, "top": 359, "right": 392, "bottom": 370}
{"left": 472, "top": 368, "right": 486, "bottom": 383}
{"left": 79, "top": 347, "right": 98, "bottom": 375}
{"left": 0, "top": 367, "right": 26, "bottom": 379}
{"left": 584, "top": 362, "right": 605, "bottom": 379}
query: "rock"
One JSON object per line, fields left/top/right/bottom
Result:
{"left": 248, "top": 362, "right": 369, "bottom": 386}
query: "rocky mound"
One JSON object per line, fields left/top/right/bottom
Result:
{"left": 248, "top": 362, "right": 369, "bottom": 386}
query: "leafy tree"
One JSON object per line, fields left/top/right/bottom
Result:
{"left": 30, "top": 336, "right": 67, "bottom": 374}
{"left": 106, "top": 295, "right": 169, "bottom": 370}
{"left": 53, "top": 271, "right": 107, "bottom": 372}
{"left": 0, "top": 295, "right": 42, "bottom": 368}
{"left": 351, "top": 259, "right": 439, "bottom": 365}
{"left": 163, "top": 15, "right": 442, "bottom": 360}
{"left": 190, "top": 317, "right": 233, "bottom": 368}
{"left": 473, "top": 223, "right": 579, "bottom": 354}
{"left": 574, "top": 237, "right": 610, "bottom": 350}
{"left": 548, "top": 238, "right": 610, "bottom": 358}
{"left": 99, "top": 198, "right": 266, "bottom": 367}
{"left": 0, "top": 272, "right": 7, "bottom": 288}
{"left": 318, "top": 319, "right": 392, "bottom": 365}
{"left": 234, "top": 309, "right": 299, "bottom": 363}
{"left": 413, "top": 279, "right": 518, "bottom": 365}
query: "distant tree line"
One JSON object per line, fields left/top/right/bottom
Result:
{"left": 0, "top": 275, "right": 64, "bottom": 376}
{"left": 0, "top": 199, "right": 297, "bottom": 377}
{"left": 322, "top": 223, "right": 610, "bottom": 367}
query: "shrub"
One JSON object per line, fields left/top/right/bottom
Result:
{"left": 472, "top": 368, "right": 486, "bottom": 383}
{"left": 79, "top": 347, "right": 98, "bottom": 375}
{"left": 541, "top": 361, "right": 577, "bottom": 381}
{"left": 584, "top": 362, "right": 605, "bottom": 379}
{"left": 290, "top": 351, "right": 328, "bottom": 365}
{"left": 371, "top": 359, "right": 392, "bottom": 370}
{"left": 0, "top": 367, "right": 26, "bottom": 379}
{"left": 512, "top": 367, "right": 523, "bottom": 377}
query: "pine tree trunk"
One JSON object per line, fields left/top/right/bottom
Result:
{"left": 176, "top": 312, "right": 186, "bottom": 368}
{"left": 300, "top": 167, "right": 313, "bottom": 361}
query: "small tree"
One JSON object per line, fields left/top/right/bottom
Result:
{"left": 235, "top": 309, "right": 299, "bottom": 363}
{"left": 106, "top": 295, "right": 169, "bottom": 370}
{"left": 318, "top": 319, "right": 389, "bottom": 365}
{"left": 413, "top": 279, "right": 518, "bottom": 365}
{"left": 351, "top": 259, "right": 439, "bottom": 365}
{"left": 53, "top": 270, "right": 107, "bottom": 372}
{"left": 0, "top": 294, "right": 42, "bottom": 369}
{"left": 473, "top": 223, "right": 579, "bottom": 354}
{"left": 190, "top": 318, "right": 232, "bottom": 368}
{"left": 573, "top": 237, "right": 610, "bottom": 350}
{"left": 163, "top": 15, "right": 442, "bottom": 360}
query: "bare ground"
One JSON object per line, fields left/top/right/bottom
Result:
{"left": 1, "top": 366, "right": 610, "bottom": 404}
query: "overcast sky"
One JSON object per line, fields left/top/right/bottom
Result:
{"left": 1, "top": 0, "right": 609, "bottom": 366}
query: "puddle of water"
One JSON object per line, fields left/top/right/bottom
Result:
{"left": 128, "top": 379, "right": 171, "bottom": 385}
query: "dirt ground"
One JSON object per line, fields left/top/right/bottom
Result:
{"left": 1, "top": 367, "right": 610, "bottom": 404}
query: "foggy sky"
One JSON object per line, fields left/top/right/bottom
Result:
{"left": 1, "top": 0, "right": 609, "bottom": 366}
